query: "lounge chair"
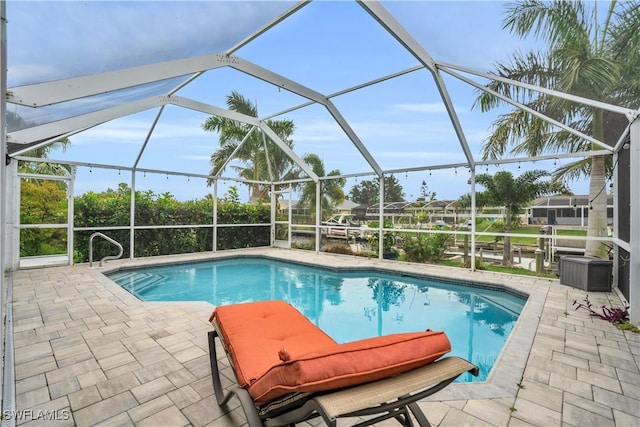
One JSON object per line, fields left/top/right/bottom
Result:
{"left": 207, "top": 300, "right": 478, "bottom": 427}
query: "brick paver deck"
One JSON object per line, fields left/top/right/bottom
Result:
{"left": 6, "top": 248, "right": 640, "bottom": 426}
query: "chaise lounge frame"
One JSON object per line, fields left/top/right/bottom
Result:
{"left": 208, "top": 329, "right": 479, "bottom": 427}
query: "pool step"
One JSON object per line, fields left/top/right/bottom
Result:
{"left": 109, "top": 271, "right": 166, "bottom": 297}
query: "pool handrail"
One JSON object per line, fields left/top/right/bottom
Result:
{"left": 89, "top": 232, "right": 124, "bottom": 268}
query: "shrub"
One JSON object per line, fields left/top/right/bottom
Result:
{"left": 322, "top": 244, "right": 353, "bottom": 254}
{"left": 464, "top": 255, "right": 486, "bottom": 270}
{"left": 402, "top": 232, "right": 452, "bottom": 263}
{"left": 368, "top": 220, "right": 396, "bottom": 255}
{"left": 73, "top": 183, "right": 270, "bottom": 260}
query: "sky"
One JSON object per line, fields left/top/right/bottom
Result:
{"left": 6, "top": 0, "right": 594, "bottom": 203}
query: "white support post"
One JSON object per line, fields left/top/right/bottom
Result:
{"left": 470, "top": 169, "right": 476, "bottom": 272}
{"left": 7, "top": 162, "right": 18, "bottom": 270}
{"left": 129, "top": 171, "right": 136, "bottom": 260}
{"left": 287, "top": 185, "right": 292, "bottom": 245}
{"left": 1, "top": 0, "right": 8, "bottom": 412}
{"left": 378, "top": 175, "right": 384, "bottom": 259}
{"left": 629, "top": 116, "right": 640, "bottom": 325}
{"left": 270, "top": 184, "right": 275, "bottom": 247}
{"left": 68, "top": 168, "right": 75, "bottom": 265}
{"left": 315, "top": 181, "right": 321, "bottom": 253}
{"left": 213, "top": 180, "right": 218, "bottom": 252}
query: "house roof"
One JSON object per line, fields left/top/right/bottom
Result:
{"left": 532, "top": 195, "right": 614, "bottom": 207}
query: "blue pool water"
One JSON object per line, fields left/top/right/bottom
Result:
{"left": 108, "top": 257, "right": 527, "bottom": 381}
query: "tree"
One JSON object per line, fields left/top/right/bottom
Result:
{"left": 297, "top": 153, "right": 345, "bottom": 217}
{"left": 466, "top": 170, "right": 568, "bottom": 266}
{"left": 349, "top": 179, "right": 378, "bottom": 205}
{"left": 475, "top": 0, "right": 640, "bottom": 259}
{"left": 349, "top": 175, "right": 405, "bottom": 205}
{"left": 202, "top": 91, "right": 297, "bottom": 202}
{"left": 18, "top": 137, "right": 71, "bottom": 177}
{"left": 20, "top": 180, "right": 68, "bottom": 256}
{"left": 419, "top": 180, "right": 436, "bottom": 202}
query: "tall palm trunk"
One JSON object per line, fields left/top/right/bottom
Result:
{"left": 586, "top": 108, "right": 609, "bottom": 259}
{"left": 503, "top": 206, "right": 514, "bottom": 266}
{"left": 250, "top": 183, "right": 262, "bottom": 203}
{"left": 250, "top": 155, "right": 262, "bottom": 203}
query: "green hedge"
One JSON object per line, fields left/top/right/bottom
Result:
{"left": 71, "top": 184, "right": 270, "bottom": 261}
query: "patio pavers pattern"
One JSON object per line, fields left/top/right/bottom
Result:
{"left": 7, "top": 248, "right": 640, "bottom": 426}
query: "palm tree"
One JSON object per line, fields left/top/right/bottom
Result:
{"left": 202, "top": 91, "right": 296, "bottom": 202}
{"left": 466, "top": 170, "right": 569, "bottom": 266}
{"left": 297, "top": 153, "right": 346, "bottom": 218}
{"left": 6, "top": 111, "right": 71, "bottom": 176}
{"left": 19, "top": 139, "right": 72, "bottom": 178}
{"left": 475, "top": 0, "right": 640, "bottom": 259}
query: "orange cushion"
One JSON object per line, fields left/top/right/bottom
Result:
{"left": 210, "top": 301, "right": 336, "bottom": 387}
{"left": 249, "top": 330, "right": 451, "bottom": 406}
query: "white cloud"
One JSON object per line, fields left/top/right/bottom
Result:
{"left": 8, "top": 65, "right": 61, "bottom": 87}
{"left": 7, "top": 2, "right": 292, "bottom": 85}
{"left": 392, "top": 102, "right": 447, "bottom": 114}
{"left": 376, "top": 150, "right": 463, "bottom": 160}
{"left": 179, "top": 154, "right": 211, "bottom": 161}
{"left": 71, "top": 116, "right": 216, "bottom": 146}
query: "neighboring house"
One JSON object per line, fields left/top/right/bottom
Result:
{"left": 299, "top": 195, "right": 614, "bottom": 228}
{"left": 278, "top": 199, "right": 360, "bottom": 218}
{"left": 529, "top": 195, "right": 614, "bottom": 226}
{"left": 275, "top": 198, "right": 294, "bottom": 211}
{"left": 409, "top": 200, "right": 457, "bottom": 225}
{"left": 333, "top": 200, "right": 359, "bottom": 216}
{"left": 352, "top": 202, "right": 415, "bottom": 224}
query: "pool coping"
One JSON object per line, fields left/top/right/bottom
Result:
{"left": 96, "top": 247, "right": 551, "bottom": 402}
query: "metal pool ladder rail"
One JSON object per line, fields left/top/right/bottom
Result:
{"left": 89, "top": 232, "right": 124, "bottom": 268}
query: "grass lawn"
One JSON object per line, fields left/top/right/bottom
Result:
{"left": 439, "top": 259, "right": 557, "bottom": 278}
{"left": 471, "top": 220, "right": 586, "bottom": 245}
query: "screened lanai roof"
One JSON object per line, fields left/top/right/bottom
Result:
{"left": 6, "top": 0, "right": 636, "bottom": 205}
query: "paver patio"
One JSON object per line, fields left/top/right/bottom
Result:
{"left": 6, "top": 248, "right": 640, "bottom": 426}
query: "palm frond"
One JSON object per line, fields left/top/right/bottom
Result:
{"left": 504, "top": 0, "right": 587, "bottom": 47}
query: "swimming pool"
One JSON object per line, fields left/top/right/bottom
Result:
{"left": 108, "top": 256, "right": 527, "bottom": 382}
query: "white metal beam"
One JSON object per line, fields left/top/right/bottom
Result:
{"left": 9, "top": 128, "right": 90, "bottom": 157}
{"left": 629, "top": 116, "right": 640, "bottom": 324}
{"left": 213, "top": 127, "right": 258, "bottom": 177}
{"left": 261, "top": 65, "right": 424, "bottom": 122}
{"left": 438, "top": 61, "right": 637, "bottom": 119}
{"left": 7, "top": 53, "right": 232, "bottom": 107}
{"left": 323, "top": 101, "right": 383, "bottom": 175}
{"left": 167, "top": 96, "right": 319, "bottom": 181}
{"left": 230, "top": 57, "right": 383, "bottom": 174}
{"left": 443, "top": 67, "right": 614, "bottom": 152}
{"left": 7, "top": 96, "right": 165, "bottom": 145}
{"left": 357, "top": 0, "right": 477, "bottom": 170}
{"left": 133, "top": 105, "right": 166, "bottom": 169}
{"left": 356, "top": 1, "right": 437, "bottom": 73}
{"left": 225, "top": 1, "right": 311, "bottom": 55}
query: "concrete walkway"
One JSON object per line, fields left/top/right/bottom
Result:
{"left": 6, "top": 248, "right": 640, "bottom": 426}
